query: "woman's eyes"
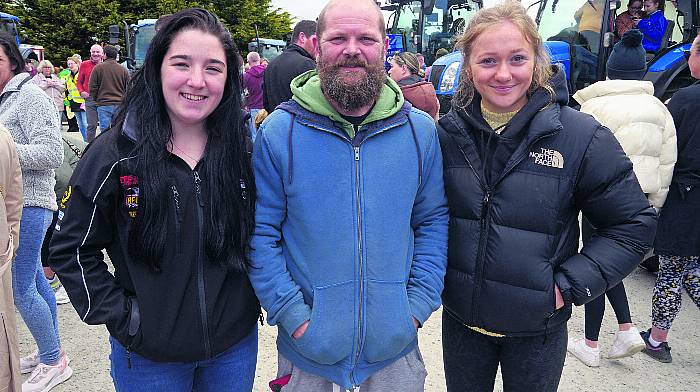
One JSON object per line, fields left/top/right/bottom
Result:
{"left": 478, "top": 55, "right": 528, "bottom": 65}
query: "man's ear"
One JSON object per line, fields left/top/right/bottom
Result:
{"left": 312, "top": 34, "right": 320, "bottom": 57}
{"left": 384, "top": 36, "right": 389, "bottom": 52}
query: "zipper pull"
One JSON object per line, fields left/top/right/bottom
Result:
{"left": 259, "top": 311, "right": 265, "bottom": 326}
{"left": 127, "top": 345, "right": 132, "bottom": 369}
{"left": 193, "top": 171, "right": 204, "bottom": 207}
{"left": 354, "top": 146, "right": 360, "bottom": 161}
{"left": 480, "top": 190, "right": 491, "bottom": 220}
{"left": 171, "top": 185, "right": 182, "bottom": 221}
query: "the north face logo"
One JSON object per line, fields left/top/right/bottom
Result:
{"left": 529, "top": 148, "right": 564, "bottom": 169}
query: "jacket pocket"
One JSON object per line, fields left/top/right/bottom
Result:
{"left": 362, "top": 280, "right": 416, "bottom": 363}
{"left": 293, "top": 281, "right": 354, "bottom": 365}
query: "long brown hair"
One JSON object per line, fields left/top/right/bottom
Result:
{"left": 453, "top": 1, "right": 553, "bottom": 109}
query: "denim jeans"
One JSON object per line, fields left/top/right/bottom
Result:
{"left": 12, "top": 207, "right": 61, "bottom": 364}
{"left": 85, "top": 97, "right": 98, "bottom": 142}
{"left": 109, "top": 325, "right": 258, "bottom": 392}
{"left": 74, "top": 110, "right": 88, "bottom": 141}
{"left": 442, "top": 310, "right": 567, "bottom": 392}
{"left": 97, "top": 105, "right": 118, "bottom": 132}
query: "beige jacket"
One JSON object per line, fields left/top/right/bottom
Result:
{"left": 0, "top": 124, "right": 23, "bottom": 392}
{"left": 573, "top": 80, "right": 677, "bottom": 209}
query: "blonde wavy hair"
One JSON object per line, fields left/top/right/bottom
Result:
{"left": 453, "top": 1, "right": 553, "bottom": 109}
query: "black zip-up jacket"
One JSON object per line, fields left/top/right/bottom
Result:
{"left": 48, "top": 120, "right": 260, "bottom": 362}
{"left": 263, "top": 44, "right": 316, "bottom": 113}
{"left": 437, "top": 68, "right": 658, "bottom": 336}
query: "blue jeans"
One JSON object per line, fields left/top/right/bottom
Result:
{"left": 109, "top": 326, "right": 258, "bottom": 392}
{"left": 97, "top": 105, "right": 117, "bottom": 132}
{"left": 75, "top": 110, "right": 88, "bottom": 141}
{"left": 12, "top": 207, "right": 61, "bottom": 364}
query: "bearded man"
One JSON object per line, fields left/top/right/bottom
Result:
{"left": 248, "top": 0, "right": 448, "bottom": 391}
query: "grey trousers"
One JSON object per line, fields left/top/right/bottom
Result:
{"left": 276, "top": 347, "right": 427, "bottom": 392}
{"left": 85, "top": 97, "right": 98, "bottom": 142}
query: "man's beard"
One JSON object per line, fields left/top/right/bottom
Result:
{"left": 317, "top": 50, "right": 387, "bottom": 112}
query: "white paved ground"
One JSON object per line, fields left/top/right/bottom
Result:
{"left": 16, "top": 265, "right": 699, "bottom": 391}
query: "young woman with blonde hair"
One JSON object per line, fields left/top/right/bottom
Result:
{"left": 436, "top": 2, "right": 657, "bottom": 390}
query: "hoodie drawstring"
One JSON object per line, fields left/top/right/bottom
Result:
{"left": 407, "top": 117, "right": 423, "bottom": 186}
{"left": 287, "top": 114, "right": 296, "bottom": 185}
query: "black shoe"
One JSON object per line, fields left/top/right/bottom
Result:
{"left": 640, "top": 255, "right": 660, "bottom": 273}
{"left": 640, "top": 329, "right": 672, "bottom": 363}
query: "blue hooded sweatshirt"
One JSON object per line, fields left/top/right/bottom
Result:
{"left": 249, "top": 70, "right": 449, "bottom": 389}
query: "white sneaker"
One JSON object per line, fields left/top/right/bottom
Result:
{"left": 53, "top": 286, "right": 70, "bottom": 305}
{"left": 20, "top": 350, "right": 71, "bottom": 375}
{"left": 567, "top": 338, "right": 600, "bottom": 367}
{"left": 22, "top": 354, "right": 73, "bottom": 392}
{"left": 20, "top": 349, "right": 39, "bottom": 374}
{"left": 608, "top": 327, "right": 646, "bottom": 359}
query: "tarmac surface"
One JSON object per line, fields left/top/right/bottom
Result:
{"left": 16, "top": 263, "right": 699, "bottom": 391}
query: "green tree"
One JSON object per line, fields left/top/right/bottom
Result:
{"left": 6, "top": 0, "right": 292, "bottom": 66}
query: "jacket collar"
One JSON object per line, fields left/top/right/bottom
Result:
{"left": 285, "top": 44, "right": 315, "bottom": 61}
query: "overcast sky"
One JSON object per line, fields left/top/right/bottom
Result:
{"left": 270, "top": 0, "right": 326, "bottom": 23}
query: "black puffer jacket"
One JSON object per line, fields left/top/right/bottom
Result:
{"left": 437, "top": 69, "right": 657, "bottom": 336}
{"left": 49, "top": 119, "right": 260, "bottom": 361}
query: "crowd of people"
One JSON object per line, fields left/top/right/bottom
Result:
{"left": 0, "top": 0, "right": 698, "bottom": 391}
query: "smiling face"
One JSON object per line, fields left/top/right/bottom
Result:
{"left": 160, "top": 29, "right": 227, "bottom": 132}
{"left": 90, "top": 44, "right": 104, "bottom": 63}
{"left": 467, "top": 21, "right": 535, "bottom": 113}
{"left": 67, "top": 59, "right": 78, "bottom": 72}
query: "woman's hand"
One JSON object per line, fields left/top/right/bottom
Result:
{"left": 554, "top": 284, "right": 565, "bottom": 310}
{"left": 292, "top": 320, "right": 310, "bottom": 340}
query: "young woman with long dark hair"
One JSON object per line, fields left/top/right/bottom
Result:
{"left": 48, "top": 9, "right": 260, "bottom": 391}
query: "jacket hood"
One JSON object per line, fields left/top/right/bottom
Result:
{"left": 397, "top": 74, "right": 425, "bottom": 87}
{"left": 573, "top": 80, "right": 654, "bottom": 105}
{"left": 290, "top": 69, "right": 405, "bottom": 127}
{"left": 247, "top": 64, "right": 266, "bottom": 78}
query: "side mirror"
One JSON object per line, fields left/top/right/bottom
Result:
{"left": 108, "top": 25, "right": 120, "bottom": 45}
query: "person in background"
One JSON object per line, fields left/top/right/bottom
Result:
{"left": 575, "top": 0, "right": 606, "bottom": 53}
{"left": 0, "top": 33, "right": 70, "bottom": 392}
{"left": 639, "top": 33, "right": 700, "bottom": 364}
{"left": 263, "top": 20, "right": 317, "bottom": 113}
{"left": 76, "top": 44, "right": 104, "bottom": 142}
{"left": 59, "top": 56, "right": 87, "bottom": 140}
{"left": 416, "top": 53, "right": 426, "bottom": 70}
{"left": 388, "top": 52, "right": 439, "bottom": 119}
{"left": 637, "top": 0, "right": 668, "bottom": 52}
{"left": 568, "top": 29, "right": 677, "bottom": 367}
{"left": 242, "top": 51, "right": 265, "bottom": 141}
{"left": 24, "top": 59, "right": 36, "bottom": 77}
{"left": 437, "top": 3, "right": 657, "bottom": 391}
{"left": 49, "top": 9, "right": 260, "bottom": 391}
{"left": 32, "top": 60, "right": 66, "bottom": 115}
{"left": 0, "top": 123, "right": 23, "bottom": 392}
{"left": 616, "top": 1, "right": 645, "bottom": 39}
{"left": 89, "top": 44, "right": 129, "bottom": 132}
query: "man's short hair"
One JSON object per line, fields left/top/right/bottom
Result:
{"left": 247, "top": 51, "right": 261, "bottom": 64}
{"left": 292, "top": 20, "right": 318, "bottom": 44}
{"left": 317, "top": 0, "right": 386, "bottom": 40}
{"left": 104, "top": 45, "right": 118, "bottom": 59}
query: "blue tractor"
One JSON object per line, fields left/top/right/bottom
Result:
{"left": 0, "top": 11, "right": 20, "bottom": 46}
{"left": 395, "top": 0, "right": 700, "bottom": 114}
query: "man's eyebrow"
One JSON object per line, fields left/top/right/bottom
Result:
{"left": 166, "top": 54, "right": 226, "bottom": 66}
